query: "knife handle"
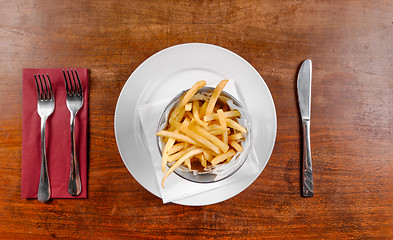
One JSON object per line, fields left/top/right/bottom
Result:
{"left": 302, "top": 119, "right": 313, "bottom": 197}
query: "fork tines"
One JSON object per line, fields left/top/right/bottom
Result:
{"left": 34, "top": 74, "right": 53, "bottom": 100}
{"left": 62, "top": 69, "right": 82, "bottom": 96}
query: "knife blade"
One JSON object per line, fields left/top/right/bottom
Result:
{"left": 297, "top": 59, "right": 313, "bottom": 197}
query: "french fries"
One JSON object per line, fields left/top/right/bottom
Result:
{"left": 156, "top": 80, "right": 247, "bottom": 187}
{"left": 205, "top": 80, "right": 228, "bottom": 116}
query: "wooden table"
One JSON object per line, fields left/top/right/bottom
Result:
{"left": 1, "top": 1, "right": 392, "bottom": 239}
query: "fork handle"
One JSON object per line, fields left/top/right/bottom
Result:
{"left": 38, "top": 117, "right": 51, "bottom": 202}
{"left": 68, "top": 113, "right": 82, "bottom": 196}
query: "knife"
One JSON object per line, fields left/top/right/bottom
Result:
{"left": 297, "top": 59, "right": 313, "bottom": 197}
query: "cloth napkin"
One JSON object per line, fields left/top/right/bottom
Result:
{"left": 137, "top": 80, "right": 260, "bottom": 204}
{"left": 21, "top": 68, "right": 88, "bottom": 199}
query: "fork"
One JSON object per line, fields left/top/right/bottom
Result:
{"left": 63, "top": 69, "right": 83, "bottom": 196}
{"left": 34, "top": 74, "right": 55, "bottom": 203}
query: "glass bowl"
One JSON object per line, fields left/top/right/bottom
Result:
{"left": 156, "top": 87, "right": 253, "bottom": 183}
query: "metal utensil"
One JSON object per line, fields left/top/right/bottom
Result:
{"left": 63, "top": 69, "right": 83, "bottom": 196}
{"left": 34, "top": 74, "right": 55, "bottom": 202}
{"left": 297, "top": 59, "right": 313, "bottom": 197}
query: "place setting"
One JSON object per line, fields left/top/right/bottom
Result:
{"left": 21, "top": 44, "right": 311, "bottom": 206}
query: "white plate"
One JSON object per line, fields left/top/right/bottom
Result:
{"left": 115, "top": 43, "right": 276, "bottom": 206}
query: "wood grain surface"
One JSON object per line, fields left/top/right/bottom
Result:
{"left": 1, "top": 0, "right": 392, "bottom": 239}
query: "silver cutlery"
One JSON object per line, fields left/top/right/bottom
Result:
{"left": 34, "top": 74, "right": 55, "bottom": 202}
{"left": 297, "top": 59, "right": 313, "bottom": 197}
{"left": 63, "top": 69, "right": 83, "bottom": 196}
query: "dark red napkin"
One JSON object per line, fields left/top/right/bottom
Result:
{"left": 22, "top": 68, "right": 88, "bottom": 199}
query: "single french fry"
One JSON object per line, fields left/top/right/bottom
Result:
{"left": 229, "top": 140, "right": 243, "bottom": 152}
{"left": 189, "top": 93, "right": 203, "bottom": 101}
{"left": 217, "top": 109, "right": 228, "bottom": 144}
{"left": 180, "top": 81, "right": 207, "bottom": 106}
{"left": 161, "top": 129, "right": 178, "bottom": 172}
{"left": 171, "top": 80, "right": 207, "bottom": 119}
{"left": 205, "top": 80, "right": 228, "bottom": 116}
{"left": 216, "top": 109, "right": 227, "bottom": 129}
{"left": 199, "top": 100, "right": 208, "bottom": 117}
{"left": 211, "top": 149, "right": 236, "bottom": 165}
{"left": 156, "top": 131, "right": 199, "bottom": 146}
{"left": 228, "top": 133, "right": 243, "bottom": 141}
{"left": 223, "top": 132, "right": 228, "bottom": 145}
{"left": 209, "top": 128, "right": 228, "bottom": 135}
{"left": 192, "top": 100, "right": 200, "bottom": 110}
{"left": 204, "top": 110, "right": 240, "bottom": 122}
{"left": 190, "top": 125, "right": 229, "bottom": 153}
{"left": 205, "top": 123, "right": 222, "bottom": 131}
{"left": 173, "top": 107, "right": 185, "bottom": 123}
{"left": 226, "top": 118, "right": 247, "bottom": 133}
{"left": 162, "top": 148, "right": 204, "bottom": 187}
{"left": 222, "top": 131, "right": 228, "bottom": 145}
{"left": 218, "top": 95, "right": 230, "bottom": 104}
{"left": 185, "top": 102, "right": 192, "bottom": 111}
{"left": 168, "top": 143, "right": 185, "bottom": 155}
{"left": 168, "top": 146, "right": 197, "bottom": 163}
{"left": 192, "top": 100, "right": 208, "bottom": 127}
{"left": 201, "top": 154, "right": 207, "bottom": 167}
